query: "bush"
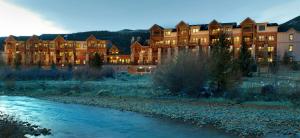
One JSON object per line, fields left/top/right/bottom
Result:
{"left": 261, "top": 85, "right": 279, "bottom": 101}
{"left": 152, "top": 51, "right": 208, "bottom": 97}
{"left": 72, "top": 66, "right": 115, "bottom": 80}
{"left": 289, "top": 92, "right": 300, "bottom": 107}
{"left": 290, "top": 61, "right": 300, "bottom": 71}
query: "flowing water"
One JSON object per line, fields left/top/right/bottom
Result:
{"left": 0, "top": 96, "right": 236, "bottom": 138}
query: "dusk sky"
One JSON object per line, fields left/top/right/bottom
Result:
{"left": 0, "top": 0, "right": 300, "bottom": 36}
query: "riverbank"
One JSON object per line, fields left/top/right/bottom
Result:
{"left": 39, "top": 95, "right": 300, "bottom": 137}
{"left": 0, "top": 111, "right": 51, "bottom": 137}
{"left": 1, "top": 79, "right": 300, "bottom": 137}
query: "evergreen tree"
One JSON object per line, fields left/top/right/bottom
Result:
{"left": 282, "top": 51, "right": 290, "bottom": 65}
{"left": 14, "top": 53, "right": 21, "bottom": 70}
{"left": 209, "top": 32, "right": 239, "bottom": 96}
{"left": 89, "top": 53, "right": 103, "bottom": 69}
{"left": 238, "top": 40, "right": 252, "bottom": 76}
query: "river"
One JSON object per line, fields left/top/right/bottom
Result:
{"left": 0, "top": 96, "right": 236, "bottom": 138}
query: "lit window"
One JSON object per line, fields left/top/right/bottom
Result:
{"left": 244, "top": 37, "right": 251, "bottom": 42}
{"left": 289, "top": 34, "right": 294, "bottom": 41}
{"left": 172, "top": 40, "right": 176, "bottom": 45}
{"left": 165, "top": 31, "right": 171, "bottom": 36}
{"left": 258, "top": 36, "right": 265, "bottom": 41}
{"left": 289, "top": 45, "right": 293, "bottom": 52}
{"left": 267, "top": 46, "right": 274, "bottom": 52}
{"left": 165, "top": 40, "right": 171, "bottom": 45}
{"left": 268, "top": 58, "right": 273, "bottom": 62}
{"left": 234, "top": 37, "right": 240, "bottom": 42}
{"left": 192, "top": 38, "right": 198, "bottom": 43}
{"left": 268, "top": 36, "right": 275, "bottom": 41}
{"left": 192, "top": 29, "right": 198, "bottom": 33}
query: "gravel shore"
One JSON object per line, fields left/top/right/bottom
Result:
{"left": 43, "top": 95, "right": 300, "bottom": 137}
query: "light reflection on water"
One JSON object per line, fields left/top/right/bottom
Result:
{"left": 0, "top": 96, "right": 235, "bottom": 138}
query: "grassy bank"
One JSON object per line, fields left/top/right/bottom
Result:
{"left": 1, "top": 78, "right": 300, "bottom": 137}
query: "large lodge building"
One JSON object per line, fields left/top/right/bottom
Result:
{"left": 3, "top": 17, "right": 299, "bottom": 68}
{"left": 131, "top": 17, "right": 278, "bottom": 64}
{"left": 4, "top": 34, "right": 131, "bottom": 66}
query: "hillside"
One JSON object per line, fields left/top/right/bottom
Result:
{"left": 0, "top": 29, "right": 150, "bottom": 54}
{"left": 278, "top": 16, "right": 300, "bottom": 32}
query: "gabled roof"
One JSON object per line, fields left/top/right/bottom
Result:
{"left": 53, "top": 35, "right": 65, "bottom": 42}
{"left": 209, "top": 20, "right": 220, "bottom": 25}
{"left": 240, "top": 17, "right": 256, "bottom": 25}
{"left": 26, "top": 35, "right": 40, "bottom": 43}
{"left": 150, "top": 24, "right": 164, "bottom": 30}
{"left": 86, "top": 34, "right": 97, "bottom": 41}
{"left": 5, "top": 35, "right": 17, "bottom": 42}
{"left": 176, "top": 21, "right": 189, "bottom": 28}
{"left": 130, "top": 41, "right": 143, "bottom": 49}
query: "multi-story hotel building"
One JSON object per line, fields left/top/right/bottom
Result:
{"left": 277, "top": 28, "right": 300, "bottom": 61}
{"left": 5, "top": 17, "right": 292, "bottom": 68}
{"left": 130, "top": 18, "right": 279, "bottom": 64}
{"left": 3, "top": 34, "right": 131, "bottom": 66}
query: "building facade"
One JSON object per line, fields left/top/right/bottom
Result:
{"left": 277, "top": 28, "right": 300, "bottom": 61}
{"left": 4, "top": 35, "right": 131, "bottom": 66}
{"left": 4, "top": 17, "right": 286, "bottom": 67}
{"left": 131, "top": 18, "right": 279, "bottom": 64}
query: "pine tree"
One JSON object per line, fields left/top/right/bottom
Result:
{"left": 14, "top": 53, "right": 21, "bottom": 70}
{"left": 238, "top": 40, "right": 252, "bottom": 76}
{"left": 209, "top": 32, "right": 238, "bottom": 96}
{"left": 89, "top": 53, "right": 103, "bottom": 69}
{"left": 282, "top": 51, "right": 290, "bottom": 65}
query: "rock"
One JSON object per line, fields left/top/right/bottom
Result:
{"left": 40, "top": 128, "right": 51, "bottom": 135}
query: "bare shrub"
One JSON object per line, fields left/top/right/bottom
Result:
{"left": 152, "top": 51, "right": 209, "bottom": 97}
{"left": 73, "top": 66, "right": 115, "bottom": 80}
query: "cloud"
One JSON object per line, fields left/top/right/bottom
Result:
{"left": 0, "top": 0, "right": 68, "bottom": 36}
{"left": 257, "top": 0, "right": 300, "bottom": 23}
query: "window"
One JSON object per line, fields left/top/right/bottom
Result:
{"left": 267, "top": 46, "right": 274, "bottom": 52}
{"left": 234, "top": 37, "right": 240, "bottom": 42}
{"left": 192, "top": 38, "right": 198, "bottom": 43}
{"left": 181, "top": 30, "right": 187, "bottom": 35}
{"left": 165, "top": 40, "right": 171, "bottom": 45}
{"left": 225, "top": 28, "right": 231, "bottom": 32}
{"left": 268, "top": 36, "right": 275, "bottom": 41}
{"left": 212, "top": 39, "right": 219, "bottom": 43}
{"left": 289, "top": 34, "right": 294, "bottom": 41}
{"left": 201, "top": 38, "right": 207, "bottom": 44}
{"left": 165, "top": 31, "right": 171, "bottom": 36}
{"left": 192, "top": 29, "right": 198, "bottom": 33}
{"left": 258, "top": 25, "right": 266, "bottom": 31}
{"left": 244, "top": 37, "right": 251, "bottom": 42}
{"left": 172, "top": 40, "right": 176, "bottom": 45}
{"left": 258, "top": 36, "right": 265, "bottom": 41}
{"left": 268, "top": 58, "right": 273, "bottom": 62}
{"left": 289, "top": 45, "right": 293, "bottom": 52}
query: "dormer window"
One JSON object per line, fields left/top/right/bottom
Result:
{"left": 192, "top": 29, "right": 198, "bottom": 33}
{"left": 258, "top": 25, "right": 266, "bottom": 31}
{"left": 165, "top": 31, "right": 171, "bottom": 36}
